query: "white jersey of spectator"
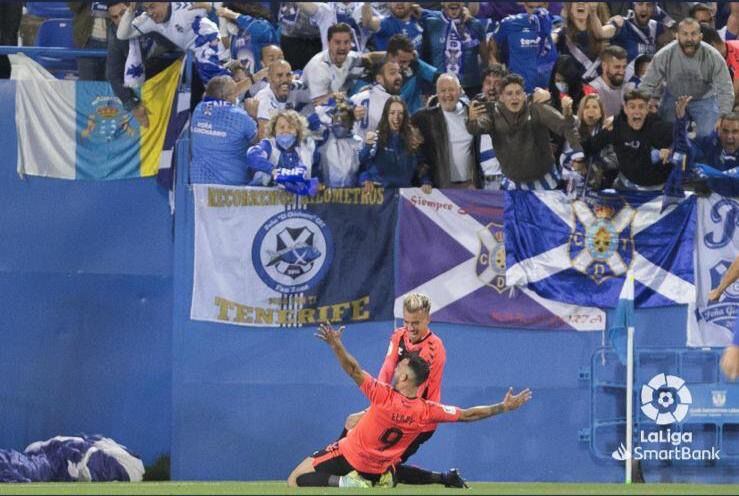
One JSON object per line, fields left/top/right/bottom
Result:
{"left": 310, "top": 2, "right": 370, "bottom": 52}
{"left": 255, "top": 81, "right": 312, "bottom": 122}
{"left": 303, "top": 49, "right": 365, "bottom": 100}
{"left": 124, "top": 3, "right": 216, "bottom": 51}
{"left": 117, "top": 3, "right": 227, "bottom": 82}
{"left": 349, "top": 84, "right": 391, "bottom": 140}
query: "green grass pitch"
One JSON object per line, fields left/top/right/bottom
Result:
{"left": 1, "top": 482, "right": 738, "bottom": 495}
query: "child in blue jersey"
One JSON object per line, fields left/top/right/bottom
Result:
{"left": 492, "top": 3, "right": 558, "bottom": 93}
{"left": 421, "top": 3, "right": 486, "bottom": 96}
{"left": 190, "top": 76, "right": 258, "bottom": 185}
{"left": 246, "top": 110, "right": 320, "bottom": 196}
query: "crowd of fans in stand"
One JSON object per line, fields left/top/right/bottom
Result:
{"left": 2, "top": 2, "right": 739, "bottom": 196}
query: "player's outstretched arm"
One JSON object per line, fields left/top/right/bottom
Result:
{"left": 458, "top": 387, "right": 532, "bottom": 422}
{"left": 315, "top": 322, "right": 365, "bottom": 386}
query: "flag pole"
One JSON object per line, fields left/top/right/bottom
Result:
{"left": 625, "top": 325, "right": 635, "bottom": 484}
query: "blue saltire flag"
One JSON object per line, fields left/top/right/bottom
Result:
{"left": 608, "top": 272, "right": 635, "bottom": 365}
{"left": 395, "top": 188, "right": 605, "bottom": 331}
{"left": 505, "top": 190, "right": 696, "bottom": 308}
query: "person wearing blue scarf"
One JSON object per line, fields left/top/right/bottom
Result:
{"left": 358, "top": 96, "right": 429, "bottom": 189}
{"left": 421, "top": 3, "right": 485, "bottom": 96}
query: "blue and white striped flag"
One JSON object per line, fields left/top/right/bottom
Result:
{"left": 608, "top": 272, "right": 634, "bottom": 365}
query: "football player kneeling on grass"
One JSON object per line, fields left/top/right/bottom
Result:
{"left": 286, "top": 322, "right": 532, "bottom": 488}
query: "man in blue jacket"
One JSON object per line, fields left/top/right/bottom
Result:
{"left": 690, "top": 112, "right": 739, "bottom": 171}
{"left": 190, "top": 75, "right": 258, "bottom": 185}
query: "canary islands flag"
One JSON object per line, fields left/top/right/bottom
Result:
{"left": 14, "top": 56, "right": 182, "bottom": 180}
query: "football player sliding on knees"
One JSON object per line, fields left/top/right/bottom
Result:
{"left": 342, "top": 292, "right": 463, "bottom": 488}
{"left": 286, "top": 321, "right": 532, "bottom": 488}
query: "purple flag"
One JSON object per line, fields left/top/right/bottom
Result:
{"left": 396, "top": 189, "right": 605, "bottom": 331}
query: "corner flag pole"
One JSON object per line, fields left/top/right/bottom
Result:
{"left": 625, "top": 325, "right": 634, "bottom": 484}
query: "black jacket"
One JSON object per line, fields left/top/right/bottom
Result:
{"left": 411, "top": 102, "right": 482, "bottom": 188}
{"left": 584, "top": 112, "right": 674, "bottom": 187}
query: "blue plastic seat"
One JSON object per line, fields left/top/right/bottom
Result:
{"left": 26, "top": 2, "right": 73, "bottom": 19}
{"left": 33, "top": 19, "right": 77, "bottom": 73}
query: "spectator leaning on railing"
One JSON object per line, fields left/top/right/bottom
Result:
{"left": 116, "top": 2, "right": 229, "bottom": 84}
{"left": 106, "top": 2, "right": 182, "bottom": 128}
{"left": 190, "top": 75, "right": 258, "bottom": 186}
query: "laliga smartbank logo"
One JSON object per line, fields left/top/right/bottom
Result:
{"left": 611, "top": 374, "right": 720, "bottom": 462}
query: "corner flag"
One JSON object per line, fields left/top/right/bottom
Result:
{"left": 608, "top": 272, "right": 635, "bottom": 365}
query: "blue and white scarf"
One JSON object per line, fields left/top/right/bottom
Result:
{"left": 442, "top": 13, "right": 468, "bottom": 76}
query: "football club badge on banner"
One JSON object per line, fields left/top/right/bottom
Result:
{"left": 505, "top": 190, "right": 696, "bottom": 308}
{"left": 252, "top": 210, "right": 334, "bottom": 294}
{"left": 476, "top": 222, "right": 507, "bottom": 293}
{"left": 191, "top": 186, "right": 395, "bottom": 327}
{"left": 568, "top": 199, "right": 635, "bottom": 284}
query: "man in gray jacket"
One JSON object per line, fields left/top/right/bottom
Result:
{"left": 467, "top": 73, "right": 583, "bottom": 190}
{"left": 640, "top": 17, "right": 733, "bottom": 138}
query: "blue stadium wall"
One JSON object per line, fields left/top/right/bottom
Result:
{"left": 0, "top": 81, "right": 172, "bottom": 465}
{"left": 0, "top": 79, "right": 734, "bottom": 483}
